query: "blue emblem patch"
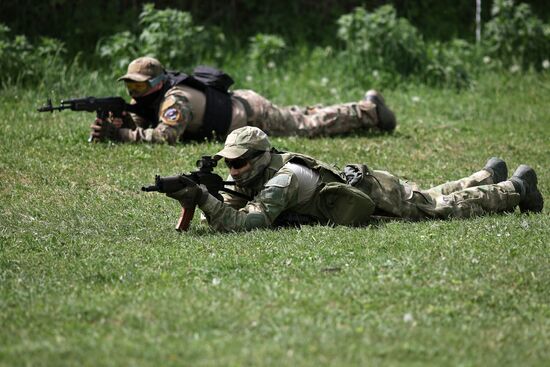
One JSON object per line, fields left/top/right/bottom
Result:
{"left": 163, "top": 108, "right": 179, "bottom": 121}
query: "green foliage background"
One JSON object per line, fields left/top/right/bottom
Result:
{"left": 1, "top": 0, "right": 550, "bottom": 53}
{"left": 1, "top": 1, "right": 549, "bottom": 90}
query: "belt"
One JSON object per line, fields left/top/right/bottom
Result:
{"left": 232, "top": 95, "right": 254, "bottom": 122}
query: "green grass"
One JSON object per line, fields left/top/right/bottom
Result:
{"left": 1, "top": 70, "right": 549, "bottom": 366}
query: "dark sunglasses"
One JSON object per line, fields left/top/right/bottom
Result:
{"left": 224, "top": 157, "right": 249, "bottom": 169}
{"left": 224, "top": 150, "right": 266, "bottom": 169}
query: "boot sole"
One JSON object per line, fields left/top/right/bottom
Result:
{"left": 520, "top": 189, "right": 544, "bottom": 213}
{"left": 513, "top": 165, "right": 543, "bottom": 213}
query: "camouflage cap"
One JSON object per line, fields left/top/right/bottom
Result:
{"left": 214, "top": 127, "right": 271, "bottom": 159}
{"left": 117, "top": 56, "right": 165, "bottom": 82}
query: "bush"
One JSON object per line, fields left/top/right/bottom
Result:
{"left": 337, "top": 5, "right": 426, "bottom": 77}
{"left": 336, "top": 5, "right": 473, "bottom": 89}
{"left": 424, "top": 39, "right": 474, "bottom": 90}
{"left": 97, "top": 3, "right": 226, "bottom": 75}
{"left": 0, "top": 24, "right": 66, "bottom": 87}
{"left": 483, "top": 0, "right": 550, "bottom": 71}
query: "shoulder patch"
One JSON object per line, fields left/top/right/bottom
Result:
{"left": 162, "top": 107, "right": 180, "bottom": 125}
{"left": 159, "top": 95, "right": 190, "bottom": 126}
{"left": 265, "top": 173, "right": 292, "bottom": 188}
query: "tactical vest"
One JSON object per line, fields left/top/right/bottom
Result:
{"left": 263, "top": 152, "right": 376, "bottom": 226}
{"left": 133, "top": 66, "right": 234, "bottom": 140}
{"left": 266, "top": 152, "right": 345, "bottom": 184}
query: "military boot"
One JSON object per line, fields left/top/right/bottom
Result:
{"left": 484, "top": 157, "right": 508, "bottom": 183}
{"left": 509, "top": 165, "right": 544, "bottom": 213}
{"left": 364, "top": 90, "right": 396, "bottom": 132}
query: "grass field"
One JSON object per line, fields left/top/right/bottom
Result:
{"left": 1, "top": 70, "right": 549, "bottom": 366}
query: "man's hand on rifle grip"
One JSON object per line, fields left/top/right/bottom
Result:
{"left": 165, "top": 177, "right": 209, "bottom": 209}
{"left": 90, "top": 116, "right": 121, "bottom": 142}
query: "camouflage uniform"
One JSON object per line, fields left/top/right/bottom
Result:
{"left": 355, "top": 168, "right": 519, "bottom": 220}
{"left": 121, "top": 88, "right": 383, "bottom": 143}
{"left": 111, "top": 57, "right": 391, "bottom": 144}
{"left": 195, "top": 127, "right": 521, "bottom": 232}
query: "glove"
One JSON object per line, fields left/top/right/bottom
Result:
{"left": 166, "top": 178, "right": 209, "bottom": 208}
{"left": 90, "top": 118, "right": 121, "bottom": 142}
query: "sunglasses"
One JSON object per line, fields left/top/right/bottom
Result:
{"left": 125, "top": 74, "right": 165, "bottom": 95}
{"left": 224, "top": 157, "right": 249, "bottom": 169}
{"left": 224, "top": 150, "right": 266, "bottom": 169}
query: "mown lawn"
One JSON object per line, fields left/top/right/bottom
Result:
{"left": 1, "top": 71, "right": 549, "bottom": 366}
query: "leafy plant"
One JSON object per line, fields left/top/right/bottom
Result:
{"left": 97, "top": 3, "right": 226, "bottom": 74}
{"left": 483, "top": 0, "right": 550, "bottom": 71}
{"left": 138, "top": 3, "right": 224, "bottom": 67}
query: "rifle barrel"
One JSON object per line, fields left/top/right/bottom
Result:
{"left": 141, "top": 185, "right": 159, "bottom": 192}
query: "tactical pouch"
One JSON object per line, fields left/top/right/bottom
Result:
{"left": 343, "top": 164, "right": 376, "bottom": 194}
{"left": 346, "top": 164, "right": 420, "bottom": 218}
{"left": 318, "top": 182, "right": 375, "bottom": 226}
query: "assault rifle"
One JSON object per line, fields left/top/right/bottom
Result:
{"left": 37, "top": 97, "right": 141, "bottom": 142}
{"left": 142, "top": 156, "right": 251, "bottom": 232}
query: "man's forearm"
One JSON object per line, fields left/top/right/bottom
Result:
{"left": 200, "top": 194, "right": 269, "bottom": 232}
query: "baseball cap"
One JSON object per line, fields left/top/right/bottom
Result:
{"left": 214, "top": 127, "right": 271, "bottom": 159}
{"left": 117, "top": 56, "right": 165, "bottom": 82}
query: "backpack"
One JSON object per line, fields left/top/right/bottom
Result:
{"left": 191, "top": 65, "right": 234, "bottom": 93}
{"left": 167, "top": 65, "right": 234, "bottom": 94}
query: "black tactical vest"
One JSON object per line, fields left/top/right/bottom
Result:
{"left": 133, "top": 66, "right": 234, "bottom": 141}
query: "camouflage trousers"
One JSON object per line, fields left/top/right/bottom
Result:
{"left": 233, "top": 89, "right": 379, "bottom": 137}
{"left": 362, "top": 168, "right": 520, "bottom": 220}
